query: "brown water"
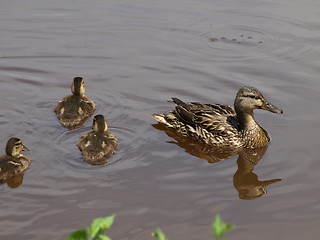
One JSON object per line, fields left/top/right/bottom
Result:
{"left": 1, "top": 0, "right": 320, "bottom": 239}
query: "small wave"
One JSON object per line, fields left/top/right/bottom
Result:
{"left": 199, "top": 12, "right": 315, "bottom": 62}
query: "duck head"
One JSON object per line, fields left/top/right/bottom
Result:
{"left": 5, "top": 138, "right": 29, "bottom": 157}
{"left": 92, "top": 115, "right": 108, "bottom": 133}
{"left": 71, "top": 77, "right": 85, "bottom": 96}
{"left": 234, "top": 86, "right": 283, "bottom": 114}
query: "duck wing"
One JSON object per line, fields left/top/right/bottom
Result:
{"left": 172, "top": 98, "right": 240, "bottom": 146}
{"left": 0, "top": 156, "right": 24, "bottom": 181}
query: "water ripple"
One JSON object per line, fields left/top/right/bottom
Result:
{"left": 52, "top": 123, "right": 133, "bottom": 169}
{"left": 199, "top": 12, "right": 315, "bottom": 61}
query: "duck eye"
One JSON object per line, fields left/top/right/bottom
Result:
{"left": 247, "top": 95, "right": 256, "bottom": 99}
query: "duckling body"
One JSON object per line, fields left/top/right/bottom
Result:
{"left": 153, "top": 86, "right": 283, "bottom": 149}
{"left": 77, "top": 115, "right": 118, "bottom": 164}
{"left": 0, "top": 138, "right": 30, "bottom": 181}
{"left": 54, "top": 77, "right": 96, "bottom": 129}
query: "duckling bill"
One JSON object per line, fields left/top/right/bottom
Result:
{"left": 153, "top": 86, "right": 283, "bottom": 149}
{"left": 77, "top": 115, "right": 118, "bottom": 165}
{"left": 54, "top": 77, "right": 96, "bottom": 129}
{"left": 0, "top": 138, "right": 30, "bottom": 182}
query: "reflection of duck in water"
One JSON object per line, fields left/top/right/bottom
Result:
{"left": 233, "top": 146, "right": 281, "bottom": 200}
{"left": 3, "top": 173, "right": 25, "bottom": 188}
{"left": 0, "top": 138, "right": 30, "bottom": 188}
{"left": 153, "top": 123, "right": 239, "bottom": 163}
{"left": 152, "top": 124, "right": 281, "bottom": 199}
{"left": 54, "top": 77, "right": 96, "bottom": 129}
{"left": 153, "top": 86, "right": 283, "bottom": 148}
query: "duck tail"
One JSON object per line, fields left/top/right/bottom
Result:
{"left": 171, "top": 97, "right": 190, "bottom": 110}
{"left": 171, "top": 98, "right": 194, "bottom": 124}
{"left": 152, "top": 113, "right": 168, "bottom": 125}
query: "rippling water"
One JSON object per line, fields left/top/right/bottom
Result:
{"left": 1, "top": 0, "right": 320, "bottom": 239}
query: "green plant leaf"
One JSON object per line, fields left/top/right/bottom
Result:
{"left": 212, "top": 214, "right": 235, "bottom": 239}
{"left": 66, "top": 229, "right": 88, "bottom": 240}
{"left": 96, "top": 235, "right": 111, "bottom": 240}
{"left": 151, "top": 228, "right": 168, "bottom": 240}
{"left": 87, "top": 215, "right": 115, "bottom": 238}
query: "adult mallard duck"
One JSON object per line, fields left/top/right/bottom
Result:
{"left": 0, "top": 138, "right": 30, "bottom": 181}
{"left": 54, "top": 77, "right": 96, "bottom": 129}
{"left": 77, "top": 114, "right": 118, "bottom": 165}
{"left": 152, "top": 86, "right": 283, "bottom": 149}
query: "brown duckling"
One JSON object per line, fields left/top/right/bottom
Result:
{"left": 54, "top": 77, "right": 96, "bottom": 129}
{"left": 0, "top": 138, "right": 30, "bottom": 181}
{"left": 153, "top": 86, "right": 283, "bottom": 148}
{"left": 77, "top": 115, "right": 118, "bottom": 164}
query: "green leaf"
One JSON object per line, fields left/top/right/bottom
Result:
{"left": 96, "top": 235, "right": 111, "bottom": 240}
{"left": 87, "top": 215, "right": 115, "bottom": 238}
{"left": 212, "top": 214, "right": 235, "bottom": 239}
{"left": 66, "top": 229, "right": 88, "bottom": 240}
{"left": 151, "top": 228, "right": 168, "bottom": 240}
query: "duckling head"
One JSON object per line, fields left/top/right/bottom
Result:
{"left": 234, "top": 86, "right": 283, "bottom": 114}
{"left": 92, "top": 114, "right": 108, "bottom": 133}
{"left": 71, "top": 77, "right": 85, "bottom": 96}
{"left": 5, "top": 138, "right": 29, "bottom": 157}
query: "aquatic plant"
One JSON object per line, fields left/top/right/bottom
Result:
{"left": 67, "top": 215, "right": 115, "bottom": 240}
{"left": 151, "top": 214, "right": 235, "bottom": 240}
{"left": 67, "top": 214, "right": 234, "bottom": 240}
{"left": 151, "top": 228, "right": 169, "bottom": 240}
{"left": 211, "top": 214, "right": 235, "bottom": 239}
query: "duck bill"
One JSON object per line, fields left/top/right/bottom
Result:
{"left": 22, "top": 144, "right": 30, "bottom": 151}
{"left": 262, "top": 101, "right": 283, "bottom": 114}
{"left": 261, "top": 178, "right": 282, "bottom": 187}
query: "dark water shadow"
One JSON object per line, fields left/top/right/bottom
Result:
{"left": 153, "top": 123, "right": 281, "bottom": 200}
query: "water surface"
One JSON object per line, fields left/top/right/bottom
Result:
{"left": 1, "top": 0, "right": 320, "bottom": 239}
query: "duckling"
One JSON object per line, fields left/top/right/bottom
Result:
{"left": 77, "top": 115, "right": 118, "bottom": 164}
{"left": 54, "top": 77, "right": 96, "bottom": 129}
{"left": 0, "top": 138, "right": 30, "bottom": 181}
{"left": 153, "top": 86, "right": 283, "bottom": 148}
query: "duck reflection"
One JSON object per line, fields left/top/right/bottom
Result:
{"left": 0, "top": 173, "right": 25, "bottom": 188}
{"left": 233, "top": 146, "right": 281, "bottom": 200}
{"left": 153, "top": 123, "right": 281, "bottom": 200}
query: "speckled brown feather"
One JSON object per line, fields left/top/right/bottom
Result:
{"left": 77, "top": 131, "right": 118, "bottom": 165}
{"left": 153, "top": 99, "right": 242, "bottom": 147}
{"left": 0, "top": 155, "right": 30, "bottom": 181}
{"left": 54, "top": 95, "right": 96, "bottom": 129}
